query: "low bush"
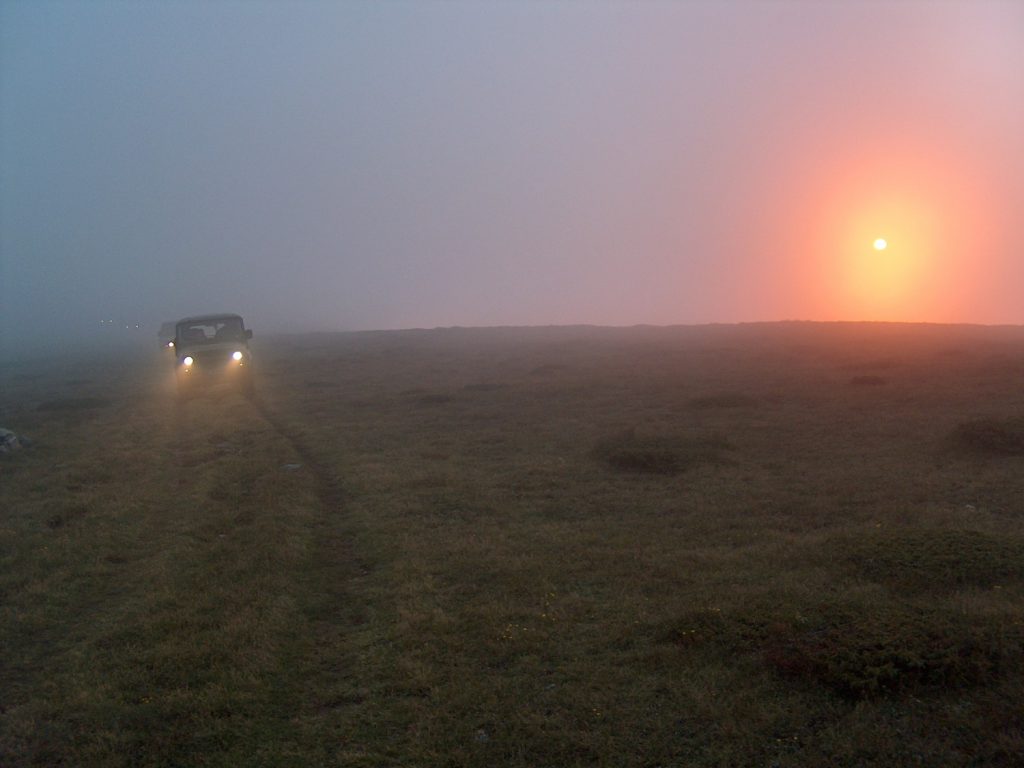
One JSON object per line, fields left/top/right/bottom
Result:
{"left": 416, "top": 393, "right": 453, "bottom": 406}
{"left": 592, "top": 429, "right": 733, "bottom": 475}
{"left": 657, "top": 602, "right": 1023, "bottom": 701}
{"left": 688, "top": 393, "right": 758, "bottom": 409}
{"left": 760, "top": 606, "right": 1020, "bottom": 700}
{"left": 951, "top": 417, "right": 1024, "bottom": 455}
{"left": 842, "top": 528, "right": 1024, "bottom": 592}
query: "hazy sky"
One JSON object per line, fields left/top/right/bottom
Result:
{"left": 2, "top": 0, "right": 1022, "bottom": 352}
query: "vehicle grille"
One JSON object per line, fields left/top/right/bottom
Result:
{"left": 194, "top": 350, "right": 232, "bottom": 366}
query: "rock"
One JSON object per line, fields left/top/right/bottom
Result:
{"left": 0, "top": 428, "right": 24, "bottom": 453}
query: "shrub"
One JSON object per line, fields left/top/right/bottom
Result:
{"left": 688, "top": 393, "right": 758, "bottom": 409}
{"left": 592, "top": 429, "right": 733, "bottom": 475}
{"left": 951, "top": 418, "right": 1024, "bottom": 456}
{"left": 416, "top": 393, "right": 452, "bottom": 406}
{"left": 462, "top": 383, "right": 505, "bottom": 392}
{"left": 656, "top": 602, "right": 1023, "bottom": 700}
{"left": 656, "top": 607, "right": 732, "bottom": 648}
{"left": 45, "top": 502, "right": 90, "bottom": 529}
{"left": 760, "top": 607, "right": 1020, "bottom": 700}
{"left": 842, "top": 529, "right": 1024, "bottom": 592}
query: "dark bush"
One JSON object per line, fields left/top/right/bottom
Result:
{"left": 592, "top": 429, "right": 733, "bottom": 475}
{"left": 760, "top": 607, "right": 1020, "bottom": 700}
{"left": 688, "top": 393, "right": 758, "bottom": 409}
{"left": 951, "top": 418, "right": 1024, "bottom": 456}
{"left": 46, "top": 502, "right": 90, "bottom": 529}
{"left": 462, "top": 383, "right": 505, "bottom": 392}
{"left": 656, "top": 602, "right": 1023, "bottom": 700}
{"left": 416, "top": 393, "right": 452, "bottom": 406}
{"left": 843, "top": 529, "right": 1024, "bottom": 592}
{"left": 656, "top": 608, "right": 732, "bottom": 648}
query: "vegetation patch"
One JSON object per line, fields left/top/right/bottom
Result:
{"left": 592, "top": 429, "right": 733, "bottom": 475}
{"left": 656, "top": 607, "right": 734, "bottom": 649}
{"left": 11, "top": 325, "right": 1024, "bottom": 766}
{"left": 416, "top": 393, "right": 453, "bottom": 406}
{"left": 759, "top": 606, "right": 1020, "bottom": 700}
{"left": 840, "top": 357, "right": 900, "bottom": 371}
{"left": 841, "top": 528, "right": 1024, "bottom": 592}
{"left": 45, "top": 501, "right": 90, "bottom": 529}
{"left": 950, "top": 417, "right": 1024, "bottom": 456}
{"left": 529, "top": 363, "right": 565, "bottom": 376}
{"left": 688, "top": 393, "right": 758, "bottom": 409}
{"left": 657, "top": 603, "right": 1022, "bottom": 701}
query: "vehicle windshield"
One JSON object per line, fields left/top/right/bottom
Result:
{"left": 176, "top": 318, "right": 245, "bottom": 345}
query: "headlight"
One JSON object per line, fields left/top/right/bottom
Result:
{"left": 167, "top": 341, "right": 175, "bottom": 348}
{"left": 182, "top": 356, "right": 194, "bottom": 366}
{"left": 232, "top": 350, "right": 243, "bottom": 361}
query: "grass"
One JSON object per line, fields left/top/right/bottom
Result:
{"left": 840, "top": 528, "right": 1024, "bottom": 592}
{"left": 657, "top": 598, "right": 1021, "bottom": 700}
{"left": 3, "top": 322, "right": 1024, "bottom": 765}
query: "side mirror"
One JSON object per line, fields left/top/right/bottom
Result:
{"left": 246, "top": 329, "right": 253, "bottom": 339}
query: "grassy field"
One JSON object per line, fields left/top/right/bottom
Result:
{"left": 3, "top": 322, "right": 1024, "bottom": 766}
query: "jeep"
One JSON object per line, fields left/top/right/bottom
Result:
{"left": 174, "top": 314, "right": 254, "bottom": 397}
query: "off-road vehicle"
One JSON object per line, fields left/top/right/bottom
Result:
{"left": 174, "top": 314, "right": 254, "bottom": 397}
{"left": 158, "top": 321, "right": 176, "bottom": 351}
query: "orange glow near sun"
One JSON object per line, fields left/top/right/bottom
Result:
{"left": 808, "top": 146, "right": 989, "bottom": 322}
{"left": 843, "top": 196, "right": 934, "bottom": 313}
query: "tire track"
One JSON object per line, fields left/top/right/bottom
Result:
{"left": 249, "top": 392, "right": 347, "bottom": 514}
{"left": 164, "top": 378, "right": 346, "bottom": 518}
{"left": 248, "top": 390, "right": 372, "bottom": 728}
{"left": 154, "top": 369, "right": 365, "bottom": 749}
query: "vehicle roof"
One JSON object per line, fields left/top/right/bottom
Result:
{"left": 176, "top": 314, "right": 245, "bottom": 325}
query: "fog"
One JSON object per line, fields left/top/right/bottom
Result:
{"left": 2, "top": 0, "right": 1022, "bottom": 357}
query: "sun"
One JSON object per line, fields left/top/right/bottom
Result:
{"left": 808, "top": 140, "right": 994, "bottom": 322}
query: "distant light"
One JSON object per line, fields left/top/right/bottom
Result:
{"left": 232, "top": 351, "right": 243, "bottom": 361}
{"left": 183, "top": 356, "right": 194, "bottom": 366}
{"left": 873, "top": 238, "right": 888, "bottom": 251}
